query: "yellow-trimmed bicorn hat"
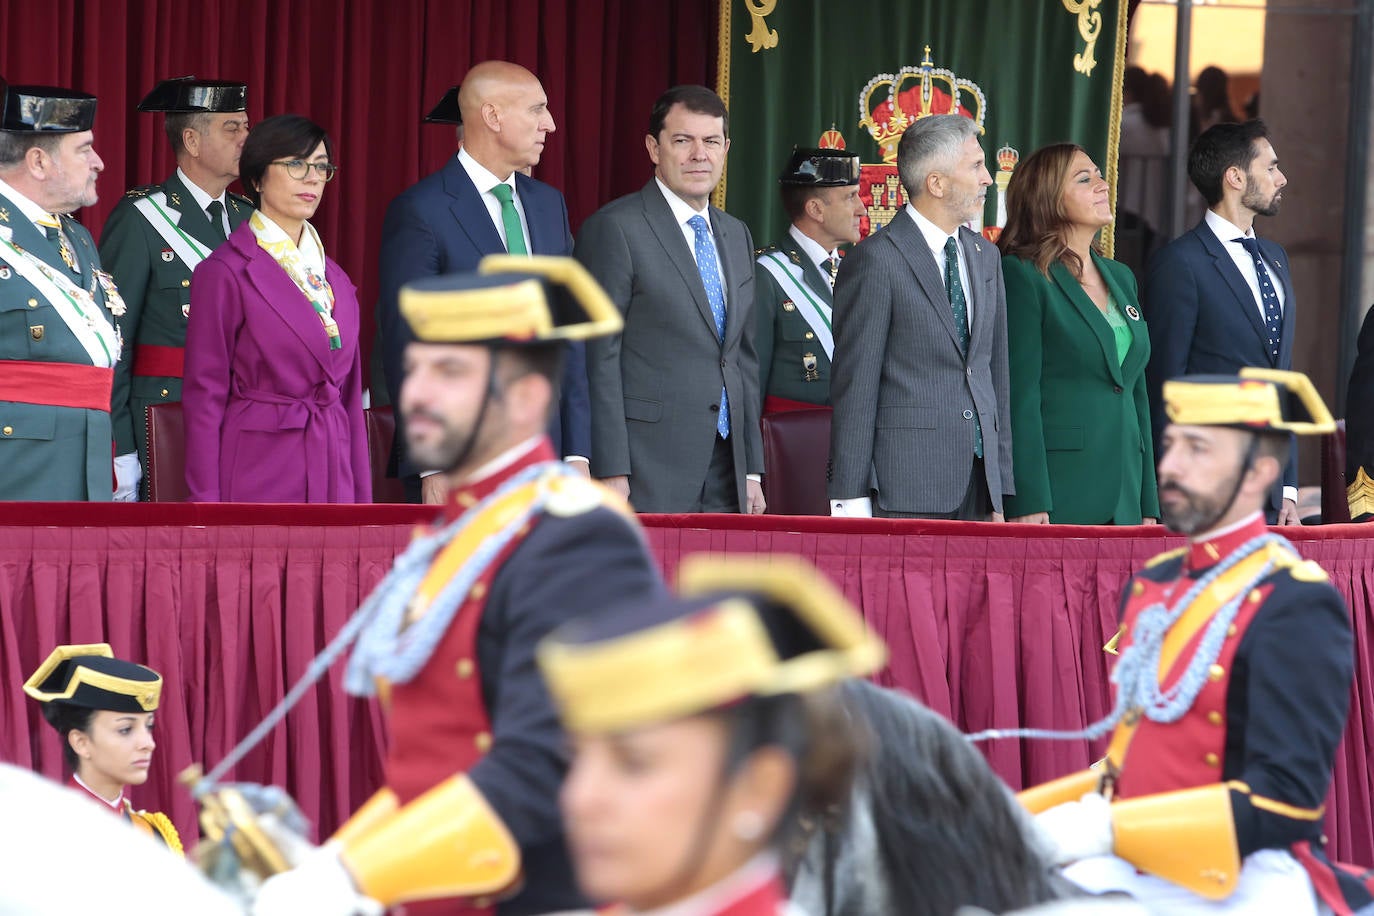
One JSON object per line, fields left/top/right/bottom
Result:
{"left": 23, "top": 644, "right": 162, "bottom": 713}
{"left": 399, "top": 255, "right": 623, "bottom": 346}
{"left": 537, "top": 554, "right": 888, "bottom": 735}
{"left": 1163, "top": 367, "right": 1336, "bottom": 436}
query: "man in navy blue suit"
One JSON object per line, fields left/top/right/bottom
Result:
{"left": 1145, "top": 120, "right": 1300, "bottom": 524}
{"left": 378, "top": 61, "right": 590, "bottom": 503}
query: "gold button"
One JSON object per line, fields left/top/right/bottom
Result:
{"left": 1205, "top": 752, "right": 1219, "bottom": 767}
{"left": 181, "top": 279, "right": 190, "bottom": 288}
{"left": 474, "top": 731, "right": 492, "bottom": 752}
{"left": 1131, "top": 581, "right": 1144, "bottom": 597}
{"left": 1248, "top": 589, "right": 1262, "bottom": 604}
{"left": 804, "top": 331, "right": 814, "bottom": 339}
{"left": 455, "top": 658, "right": 474, "bottom": 679}
{"left": 27, "top": 298, "right": 37, "bottom": 308}
{"left": 1208, "top": 664, "right": 1225, "bottom": 682}
{"left": 469, "top": 582, "right": 486, "bottom": 601}
{"left": 2, "top": 426, "right": 11, "bottom": 436}
{"left": 1208, "top": 711, "right": 1223, "bottom": 725}
{"left": 160, "top": 388, "right": 169, "bottom": 398}
{"left": 1227, "top": 624, "right": 1238, "bottom": 638}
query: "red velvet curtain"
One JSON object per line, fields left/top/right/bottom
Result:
{"left": 2, "top": 507, "right": 1372, "bottom": 867}
{"left": 0, "top": 0, "right": 717, "bottom": 373}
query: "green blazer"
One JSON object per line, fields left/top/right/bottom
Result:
{"left": 754, "top": 233, "right": 832, "bottom": 407}
{"left": 100, "top": 172, "right": 252, "bottom": 466}
{"left": 1002, "top": 251, "right": 1159, "bottom": 523}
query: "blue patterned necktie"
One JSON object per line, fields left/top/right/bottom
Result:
{"left": 689, "top": 214, "right": 730, "bottom": 438}
{"left": 943, "top": 236, "right": 982, "bottom": 458}
{"left": 1235, "top": 237, "right": 1282, "bottom": 363}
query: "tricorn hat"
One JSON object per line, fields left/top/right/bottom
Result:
{"left": 137, "top": 76, "right": 247, "bottom": 113}
{"left": 24, "top": 644, "right": 162, "bottom": 713}
{"left": 538, "top": 555, "right": 888, "bottom": 735}
{"left": 0, "top": 81, "right": 97, "bottom": 133}
{"left": 399, "top": 255, "right": 622, "bottom": 345}
{"left": 779, "top": 147, "right": 861, "bottom": 186}
{"left": 423, "top": 86, "right": 462, "bottom": 125}
{"left": 1163, "top": 368, "right": 1336, "bottom": 436}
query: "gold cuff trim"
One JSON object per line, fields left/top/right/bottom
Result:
{"left": 1164, "top": 369, "right": 1335, "bottom": 435}
{"left": 1017, "top": 768, "right": 1101, "bottom": 815}
{"left": 339, "top": 774, "right": 520, "bottom": 906}
{"left": 331, "top": 788, "right": 399, "bottom": 848}
{"left": 1112, "top": 783, "right": 1241, "bottom": 899}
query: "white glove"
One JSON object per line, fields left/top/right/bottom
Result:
{"left": 831, "top": 496, "right": 873, "bottom": 517}
{"left": 113, "top": 452, "right": 142, "bottom": 502}
{"left": 253, "top": 842, "right": 382, "bottom": 916}
{"left": 1033, "top": 791, "right": 1114, "bottom": 865}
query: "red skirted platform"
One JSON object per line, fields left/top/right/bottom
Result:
{"left": 1, "top": 504, "right": 1370, "bottom": 864}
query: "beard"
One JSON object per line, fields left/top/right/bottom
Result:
{"left": 404, "top": 408, "right": 480, "bottom": 474}
{"left": 1242, "top": 177, "right": 1281, "bottom": 217}
{"left": 1157, "top": 473, "right": 1239, "bottom": 536}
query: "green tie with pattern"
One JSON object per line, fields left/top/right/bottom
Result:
{"left": 489, "top": 183, "right": 528, "bottom": 256}
{"left": 943, "top": 236, "right": 983, "bottom": 459}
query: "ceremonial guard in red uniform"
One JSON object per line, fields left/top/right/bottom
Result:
{"left": 538, "top": 554, "right": 887, "bottom": 916}
{"left": 24, "top": 644, "right": 183, "bottom": 853}
{"left": 1019, "top": 369, "right": 1372, "bottom": 914}
{"left": 253, "top": 256, "right": 665, "bottom": 915}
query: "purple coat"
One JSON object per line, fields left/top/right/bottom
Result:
{"left": 183, "top": 223, "right": 371, "bottom": 503}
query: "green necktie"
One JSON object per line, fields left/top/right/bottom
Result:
{"left": 206, "top": 201, "right": 227, "bottom": 244}
{"left": 489, "top": 183, "right": 528, "bottom": 256}
{"left": 943, "top": 236, "right": 983, "bottom": 459}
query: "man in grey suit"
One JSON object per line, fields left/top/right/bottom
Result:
{"left": 576, "top": 85, "right": 766, "bottom": 514}
{"left": 828, "top": 114, "right": 1012, "bottom": 520}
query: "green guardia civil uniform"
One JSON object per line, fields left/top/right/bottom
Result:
{"left": 101, "top": 175, "right": 251, "bottom": 462}
{"left": 0, "top": 85, "right": 121, "bottom": 501}
{"left": 754, "top": 232, "right": 835, "bottom": 409}
{"left": 99, "top": 77, "right": 250, "bottom": 488}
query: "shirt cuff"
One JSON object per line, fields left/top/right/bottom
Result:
{"left": 746, "top": 473, "right": 761, "bottom": 483}
{"left": 419, "top": 470, "right": 441, "bottom": 479}
{"left": 1282, "top": 486, "right": 1298, "bottom": 505}
{"left": 564, "top": 455, "right": 589, "bottom": 464}
{"left": 831, "top": 497, "right": 873, "bottom": 518}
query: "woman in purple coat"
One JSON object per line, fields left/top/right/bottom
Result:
{"left": 184, "top": 115, "right": 370, "bottom": 502}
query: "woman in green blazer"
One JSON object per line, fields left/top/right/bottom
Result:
{"left": 997, "top": 143, "right": 1159, "bottom": 525}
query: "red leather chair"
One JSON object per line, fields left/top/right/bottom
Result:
{"left": 1321, "top": 419, "right": 1350, "bottom": 524}
{"left": 760, "top": 407, "right": 833, "bottom": 516}
{"left": 145, "top": 402, "right": 189, "bottom": 503}
{"left": 365, "top": 406, "right": 407, "bottom": 504}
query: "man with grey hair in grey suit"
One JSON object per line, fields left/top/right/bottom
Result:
{"left": 828, "top": 114, "right": 1013, "bottom": 519}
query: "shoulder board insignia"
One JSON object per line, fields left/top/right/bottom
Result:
{"left": 228, "top": 191, "right": 253, "bottom": 209}
{"left": 1286, "top": 559, "right": 1329, "bottom": 583}
{"left": 755, "top": 244, "right": 781, "bottom": 258}
{"left": 1144, "top": 546, "right": 1187, "bottom": 569}
{"left": 545, "top": 474, "right": 613, "bottom": 518}
{"left": 123, "top": 185, "right": 158, "bottom": 200}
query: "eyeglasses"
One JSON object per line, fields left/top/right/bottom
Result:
{"left": 270, "top": 159, "right": 338, "bottom": 182}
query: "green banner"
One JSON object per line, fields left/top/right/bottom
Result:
{"left": 717, "top": 0, "right": 1127, "bottom": 251}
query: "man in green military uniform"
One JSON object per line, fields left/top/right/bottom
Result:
{"left": 754, "top": 147, "right": 865, "bottom": 414}
{"left": 0, "top": 81, "right": 121, "bottom": 501}
{"left": 100, "top": 77, "right": 251, "bottom": 500}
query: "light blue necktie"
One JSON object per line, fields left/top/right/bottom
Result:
{"left": 688, "top": 214, "right": 729, "bottom": 438}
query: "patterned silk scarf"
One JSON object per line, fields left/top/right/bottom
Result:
{"left": 249, "top": 210, "right": 340, "bottom": 350}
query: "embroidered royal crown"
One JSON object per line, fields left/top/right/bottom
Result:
{"left": 858, "top": 46, "right": 986, "bottom": 164}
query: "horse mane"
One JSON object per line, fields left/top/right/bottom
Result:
{"left": 789, "top": 680, "right": 1070, "bottom": 916}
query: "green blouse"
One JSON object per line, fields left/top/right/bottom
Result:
{"left": 1104, "top": 293, "right": 1133, "bottom": 366}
